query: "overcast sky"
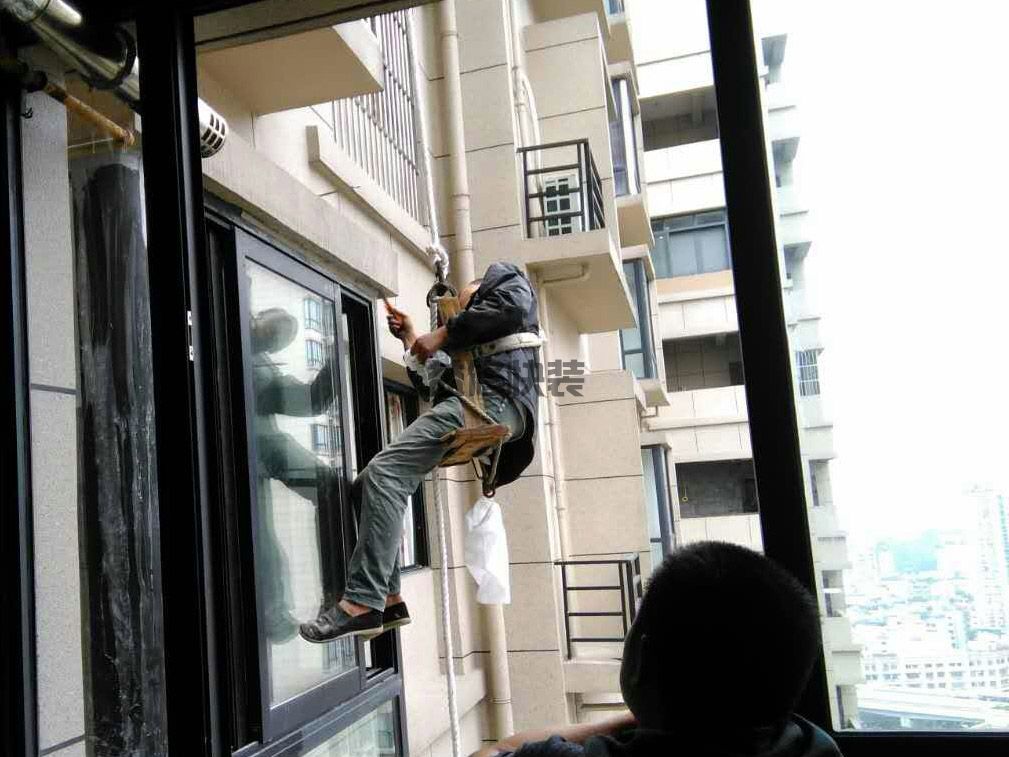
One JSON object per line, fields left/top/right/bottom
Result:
{"left": 778, "top": 2, "right": 1009, "bottom": 542}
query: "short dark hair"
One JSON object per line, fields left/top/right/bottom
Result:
{"left": 622, "top": 541, "right": 821, "bottom": 731}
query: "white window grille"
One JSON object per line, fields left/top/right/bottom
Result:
{"left": 306, "top": 338, "right": 324, "bottom": 369}
{"left": 303, "top": 297, "right": 322, "bottom": 332}
{"left": 796, "top": 348, "right": 821, "bottom": 396}
{"left": 331, "top": 11, "right": 422, "bottom": 222}
{"left": 543, "top": 175, "right": 581, "bottom": 236}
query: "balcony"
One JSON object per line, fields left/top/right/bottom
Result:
{"left": 779, "top": 208, "right": 812, "bottom": 249}
{"left": 196, "top": 19, "right": 384, "bottom": 114}
{"left": 558, "top": 556, "right": 642, "bottom": 694}
{"left": 775, "top": 183, "right": 806, "bottom": 216}
{"left": 803, "top": 424, "right": 836, "bottom": 460}
{"left": 637, "top": 51, "right": 713, "bottom": 100}
{"left": 517, "top": 140, "right": 636, "bottom": 332}
{"left": 769, "top": 104, "right": 800, "bottom": 144}
{"left": 651, "top": 385, "right": 748, "bottom": 429}
{"left": 530, "top": 0, "right": 609, "bottom": 31}
{"left": 817, "top": 535, "right": 851, "bottom": 571}
{"left": 604, "top": 9, "right": 633, "bottom": 66}
{"left": 645, "top": 139, "right": 725, "bottom": 218}
{"left": 678, "top": 513, "right": 764, "bottom": 551}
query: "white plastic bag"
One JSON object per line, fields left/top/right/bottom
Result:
{"left": 464, "top": 496, "right": 511, "bottom": 604}
{"left": 404, "top": 349, "right": 452, "bottom": 388}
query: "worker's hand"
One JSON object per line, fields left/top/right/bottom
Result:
{"left": 410, "top": 326, "right": 448, "bottom": 363}
{"left": 383, "top": 298, "right": 416, "bottom": 348}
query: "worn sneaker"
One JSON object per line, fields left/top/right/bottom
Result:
{"left": 299, "top": 604, "right": 384, "bottom": 644}
{"left": 382, "top": 601, "right": 412, "bottom": 630}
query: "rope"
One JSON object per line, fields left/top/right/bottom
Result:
{"left": 408, "top": 10, "right": 461, "bottom": 754}
{"left": 432, "top": 471, "right": 462, "bottom": 757}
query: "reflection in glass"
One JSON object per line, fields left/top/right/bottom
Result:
{"left": 385, "top": 390, "right": 417, "bottom": 567}
{"left": 246, "top": 261, "right": 355, "bottom": 705}
{"left": 303, "top": 700, "right": 397, "bottom": 757}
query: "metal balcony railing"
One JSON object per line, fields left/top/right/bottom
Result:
{"left": 555, "top": 555, "right": 643, "bottom": 659}
{"left": 518, "top": 139, "right": 605, "bottom": 239}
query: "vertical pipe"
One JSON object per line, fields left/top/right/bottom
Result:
{"left": 439, "top": 0, "right": 474, "bottom": 288}
{"left": 483, "top": 604, "right": 514, "bottom": 736}
{"left": 536, "top": 281, "right": 573, "bottom": 561}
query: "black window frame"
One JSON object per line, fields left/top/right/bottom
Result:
{"left": 619, "top": 259, "right": 656, "bottom": 379}
{"left": 651, "top": 209, "right": 731, "bottom": 279}
{"left": 204, "top": 206, "right": 406, "bottom": 750}
{"left": 233, "top": 228, "right": 365, "bottom": 740}
{"left": 383, "top": 380, "right": 430, "bottom": 570}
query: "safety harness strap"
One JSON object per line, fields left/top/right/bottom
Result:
{"left": 472, "top": 331, "right": 544, "bottom": 359}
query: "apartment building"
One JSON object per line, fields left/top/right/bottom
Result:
{"left": 623, "top": 0, "right": 862, "bottom": 727}
{"left": 9, "top": 0, "right": 667, "bottom": 755}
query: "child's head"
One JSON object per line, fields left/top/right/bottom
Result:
{"left": 620, "top": 541, "right": 821, "bottom": 733}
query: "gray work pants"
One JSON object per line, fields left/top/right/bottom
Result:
{"left": 343, "top": 390, "right": 525, "bottom": 610}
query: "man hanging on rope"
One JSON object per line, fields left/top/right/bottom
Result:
{"left": 300, "top": 261, "right": 541, "bottom": 643}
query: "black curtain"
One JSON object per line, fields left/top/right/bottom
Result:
{"left": 72, "top": 156, "right": 167, "bottom": 756}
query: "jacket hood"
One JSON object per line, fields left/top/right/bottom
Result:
{"left": 472, "top": 261, "right": 528, "bottom": 302}
{"left": 585, "top": 716, "right": 842, "bottom": 757}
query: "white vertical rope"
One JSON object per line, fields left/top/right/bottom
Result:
{"left": 407, "top": 9, "right": 461, "bottom": 756}
{"left": 432, "top": 472, "right": 463, "bottom": 757}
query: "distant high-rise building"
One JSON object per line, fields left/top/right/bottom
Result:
{"left": 966, "top": 488, "right": 1009, "bottom": 632}
{"left": 626, "top": 0, "right": 861, "bottom": 727}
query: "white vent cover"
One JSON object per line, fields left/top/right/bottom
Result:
{"left": 197, "top": 98, "right": 228, "bottom": 158}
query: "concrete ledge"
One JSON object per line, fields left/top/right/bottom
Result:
{"left": 308, "top": 124, "right": 432, "bottom": 260}
{"left": 203, "top": 129, "right": 397, "bottom": 293}
{"left": 563, "top": 659, "right": 621, "bottom": 694}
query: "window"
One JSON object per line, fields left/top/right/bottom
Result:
{"left": 311, "top": 423, "right": 333, "bottom": 454}
{"left": 676, "top": 460, "right": 759, "bottom": 519}
{"left": 385, "top": 383, "right": 429, "bottom": 569}
{"left": 641, "top": 447, "right": 675, "bottom": 568}
{"left": 543, "top": 175, "right": 581, "bottom": 235}
{"left": 304, "top": 296, "right": 323, "bottom": 331}
{"left": 651, "top": 211, "right": 730, "bottom": 279}
{"left": 203, "top": 221, "right": 396, "bottom": 748}
{"left": 620, "top": 260, "right": 656, "bottom": 379}
{"left": 610, "top": 77, "right": 640, "bottom": 196}
{"left": 796, "top": 348, "right": 821, "bottom": 396}
{"left": 306, "top": 338, "right": 325, "bottom": 369}
{"left": 664, "top": 334, "right": 744, "bottom": 392}
{"left": 303, "top": 699, "right": 400, "bottom": 756}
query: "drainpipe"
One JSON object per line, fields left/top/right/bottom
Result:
{"left": 537, "top": 265, "right": 591, "bottom": 561}
{"left": 438, "top": 0, "right": 514, "bottom": 739}
{"left": 439, "top": 0, "right": 474, "bottom": 288}
{"left": 505, "top": 0, "right": 541, "bottom": 149}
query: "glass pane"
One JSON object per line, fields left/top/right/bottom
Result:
{"left": 669, "top": 232, "right": 700, "bottom": 276}
{"left": 386, "top": 389, "right": 418, "bottom": 567}
{"left": 696, "top": 225, "right": 730, "bottom": 273}
{"left": 303, "top": 700, "right": 398, "bottom": 757}
{"left": 641, "top": 450, "right": 662, "bottom": 542}
{"left": 246, "top": 260, "right": 356, "bottom": 706}
{"left": 20, "top": 23, "right": 170, "bottom": 754}
{"left": 790, "top": 1, "right": 1009, "bottom": 719}
{"left": 651, "top": 230, "right": 671, "bottom": 278}
{"left": 623, "top": 352, "right": 645, "bottom": 378}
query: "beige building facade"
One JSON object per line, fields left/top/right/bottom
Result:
{"left": 15, "top": 1, "right": 669, "bottom": 755}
